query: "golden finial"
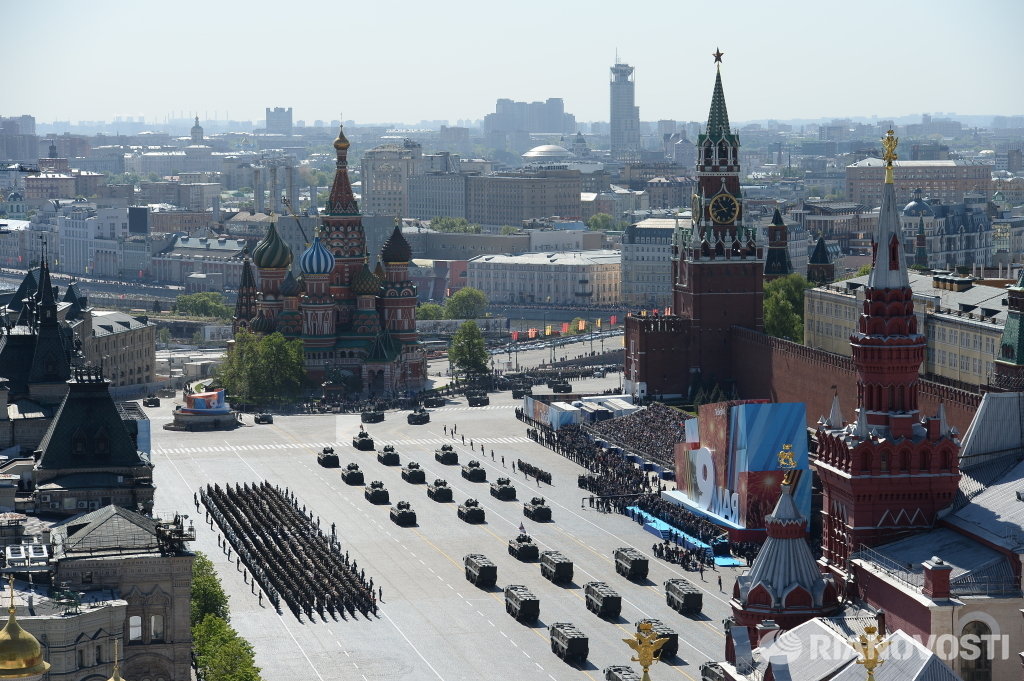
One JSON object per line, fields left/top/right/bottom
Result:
{"left": 881, "top": 130, "right": 898, "bottom": 185}
{"left": 624, "top": 621, "right": 669, "bottom": 681}
{"left": 107, "top": 639, "right": 124, "bottom": 681}
{"left": 0, "top": 574, "right": 50, "bottom": 677}
{"left": 851, "top": 625, "right": 889, "bottom": 681}
{"left": 778, "top": 443, "right": 797, "bottom": 484}
{"left": 333, "top": 118, "right": 350, "bottom": 152}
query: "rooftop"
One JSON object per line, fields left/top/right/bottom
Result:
{"left": 468, "top": 249, "right": 620, "bottom": 266}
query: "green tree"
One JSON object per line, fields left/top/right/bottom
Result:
{"left": 499, "top": 225, "right": 519, "bottom": 235}
{"left": 429, "top": 217, "right": 482, "bottom": 234}
{"left": 216, "top": 330, "right": 306, "bottom": 406}
{"left": 569, "top": 317, "right": 586, "bottom": 335}
{"left": 157, "top": 327, "right": 172, "bottom": 345}
{"left": 763, "top": 274, "right": 811, "bottom": 342}
{"left": 449, "top": 321, "right": 489, "bottom": 375}
{"left": 191, "top": 553, "right": 230, "bottom": 627}
{"left": 444, "top": 287, "right": 488, "bottom": 320}
{"left": 173, "top": 292, "right": 232, "bottom": 319}
{"left": 586, "top": 213, "right": 618, "bottom": 231}
{"left": 416, "top": 302, "right": 445, "bottom": 320}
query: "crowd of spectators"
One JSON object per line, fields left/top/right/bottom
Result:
{"left": 590, "top": 403, "right": 686, "bottom": 468}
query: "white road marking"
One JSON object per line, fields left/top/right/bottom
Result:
{"left": 381, "top": 611, "right": 446, "bottom": 680}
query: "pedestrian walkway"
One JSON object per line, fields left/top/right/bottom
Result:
{"left": 153, "top": 436, "right": 532, "bottom": 456}
{"left": 627, "top": 506, "right": 744, "bottom": 567}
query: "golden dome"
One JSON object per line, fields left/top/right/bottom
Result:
{"left": 0, "top": 579, "right": 49, "bottom": 678}
{"left": 106, "top": 640, "right": 126, "bottom": 681}
{"left": 333, "top": 124, "right": 350, "bottom": 151}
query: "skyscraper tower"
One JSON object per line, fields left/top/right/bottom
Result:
{"left": 610, "top": 59, "right": 640, "bottom": 161}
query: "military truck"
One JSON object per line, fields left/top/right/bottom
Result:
{"left": 489, "top": 477, "right": 516, "bottom": 501}
{"left": 504, "top": 584, "right": 539, "bottom": 623}
{"left": 360, "top": 409, "right": 384, "bottom": 424}
{"left": 540, "top": 550, "right": 573, "bottom": 584}
{"left": 377, "top": 444, "right": 400, "bottom": 466}
{"left": 457, "top": 498, "right": 485, "bottom": 524}
{"left": 142, "top": 396, "right": 160, "bottom": 407}
{"left": 401, "top": 461, "right": 425, "bottom": 484}
{"left": 427, "top": 479, "right": 453, "bottom": 502}
{"left": 341, "top": 463, "right": 364, "bottom": 485}
{"left": 583, "top": 581, "right": 621, "bottom": 619}
{"left": 364, "top": 480, "right": 389, "bottom": 505}
{"left": 466, "top": 390, "right": 489, "bottom": 407}
{"left": 613, "top": 547, "right": 649, "bottom": 581}
{"left": 352, "top": 428, "right": 374, "bottom": 451}
{"left": 635, "top": 619, "right": 678, "bottom": 659}
{"left": 461, "top": 459, "right": 486, "bottom": 482}
{"left": 508, "top": 533, "right": 539, "bottom": 561}
{"left": 603, "top": 665, "right": 641, "bottom": 681}
{"left": 549, "top": 622, "right": 588, "bottom": 665}
{"left": 317, "top": 446, "right": 339, "bottom": 468}
{"left": 552, "top": 382, "right": 572, "bottom": 393}
{"left": 524, "top": 496, "right": 552, "bottom": 522}
{"left": 407, "top": 407, "right": 430, "bottom": 425}
{"left": 390, "top": 500, "right": 416, "bottom": 526}
{"left": 463, "top": 553, "right": 497, "bottom": 588}
{"left": 665, "top": 578, "right": 703, "bottom": 615}
{"left": 434, "top": 443, "right": 458, "bottom": 465}
{"left": 511, "top": 387, "right": 532, "bottom": 399}
{"left": 424, "top": 395, "right": 445, "bottom": 408}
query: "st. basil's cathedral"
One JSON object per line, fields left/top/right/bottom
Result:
{"left": 232, "top": 124, "right": 425, "bottom": 394}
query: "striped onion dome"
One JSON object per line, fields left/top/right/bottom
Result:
{"left": 249, "top": 310, "right": 274, "bottom": 333}
{"left": 252, "top": 222, "right": 293, "bottom": 269}
{"left": 279, "top": 270, "right": 300, "bottom": 297}
{"left": 350, "top": 263, "right": 381, "bottom": 296}
{"left": 299, "top": 236, "right": 335, "bottom": 275}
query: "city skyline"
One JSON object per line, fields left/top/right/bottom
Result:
{"left": 8, "top": 0, "right": 1023, "bottom": 126}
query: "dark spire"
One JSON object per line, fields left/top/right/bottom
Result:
{"left": 27, "top": 258, "right": 71, "bottom": 385}
{"left": 380, "top": 224, "right": 412, "bottom": 263}
{"left": 809, "top": 236, "right": 831, "bottom": 265}
{"left": 233, "top": 257, "right": 258, "bottom": 333}
{"left": 706, "top": 66, "right": 731, "bottom": 139}
{"left": 326, "top": 123, "right": 359, "bottom": 216}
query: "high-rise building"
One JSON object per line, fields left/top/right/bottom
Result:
{"left": 264, "top": 107, "right": 293, "bottom": 135}
{"left": 609, "top": 61, "right": 640, "bottom": 161}
{"left": 483, "top": 98, "right": 576, "bottom": 135}
{"left": 465, "top": 170, "right": 582, "bottom": 226}
{"left": 360, "top": 139, "right": 423, "bottom": 216}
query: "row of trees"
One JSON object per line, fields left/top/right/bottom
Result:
{"left": 416, "top": 287, "right": 488, "bottom": 320}
{"left": 215, "top": 330, "right": 306, "bottom": 406}
{"left": 763, "top": 274, "right": 812, "bottom": 342}
{"left": 429, "top": 217, "right": 482, "bottom": 234}
{"left": 192, "top": 552, "right": 262, "bottom": 681}
{"left": 173, "top": 292, "right": 232, "bottom": 319}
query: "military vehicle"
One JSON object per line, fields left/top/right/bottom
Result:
{"left": 377, "top": 444, "right": 400, "bottom": 466}
{"left": 390, "top": 500, "right": 416, "bottom": 526}
{"left": 434, "top": 443, "right": 458, "bottom": 465}
{"left": 552, "top": 382, "right": 572, "bottom": 393}
{"left": 584, "top": 581, "right": 621, "bottom": 619}
{"left": 424, "top": 395, "right": 446, "bottom": 408}
{"left": 524, "top": 496, "right": 552, "bottom": 522}
{"left": 461, "top": 459, "right": 486, "bottom": 483}
{"left": 407, "top": 407, "right": 430, "bottom": 425}
{"left": 549, "top": 622, "right": 588, "bottom": 665}
{"left": 603, "top": 665, "right": 641, "bottom": 681}
{"left": 317, "top": 446, "right": 339, "bottom": 468}
{"left": 511, "top": 387, "right": 532, "bottom": 399}
{"left": 352, "top": 428, "right": 374, "bottom": 451}
{"left": 635, "top": 619, "right": 678, "bottom": 659}
{"left": 508, "top": 533, "right": 539, "bottom": 561}
{"left": 463, "top": 553, "right": 497, "bottom": 588}
{"left": 489, "top": 477, "right": 516, "bottom": 501}
{"left": 665, "top": 578, "right": 703, "bottom": 615}
{"left": 466, "top": 390, "right": 489, "bottom": 407}
{"left": 341, "top": 463, "right": 364, "bottom": 485}
{"left": 364, "top": 480, "right": 389, "bottom": 504}
{"left": 401, "top": 461, "right": 425, "bottom": 484}
{"left": 613, "top": 547, "right": 649, "bottom": 581}
{"left": 540, "top": 550, "right": 573, "bottom": 584}
{"left": 360, "top": 410, "right": 384, "bottom": 424}
{"left": 504, "top": 584, "right": 539, "bottom": 623}
{"left": 426, "top": 479, "right": 453, "bottom": 502}
{"left": 142, "top": 396, "right": 160, "bottom": 407}
{"left": 457, "top": 498, "right": 485, "bottom": 524}
{"left": 254, "top": 413, "right": 273, "bottom": 424}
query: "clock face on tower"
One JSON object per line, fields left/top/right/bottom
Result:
{"left": 710, "top": 194, "right": 739, "bottom": 224}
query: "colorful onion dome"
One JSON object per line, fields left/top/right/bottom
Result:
{"left": 251, "top": 223, "right": 293, "bottom": 269}
{"left": 299, "top": 236, "right": 335, "bottom": 275}
{"left": 351, "top": 263, "right": 381, "bottom": 296}
{"left": 279, "top": 270, "right": 300, "bottom": 297}
{"left": 249, "top": 310, "right": 274, "bottom": 333}
{"left": 380, "top": 224, "right": 412, "bottom": 263}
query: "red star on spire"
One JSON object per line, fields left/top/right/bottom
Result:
{"left": 713, "top": 47, "right": 724, "bottom": 64}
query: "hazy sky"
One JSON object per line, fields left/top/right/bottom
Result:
{"left": 8, "top": 0, "right": 1024, "bottom": 126}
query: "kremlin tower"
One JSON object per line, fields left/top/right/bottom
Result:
{"left": 815, "top": 131, "right": 960, "bottom": 578}
{"left": 241, "top": 123, "right": 425, "bottom": 393}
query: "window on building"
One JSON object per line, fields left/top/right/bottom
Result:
{"left": 151, "top": 614, "right": 164, "bottom": 641}
{"left": 129, "top": 616, "right": 142, "bottom": 641}
{"left": 960, "top": 621, "right": 992, "bottom": 681}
